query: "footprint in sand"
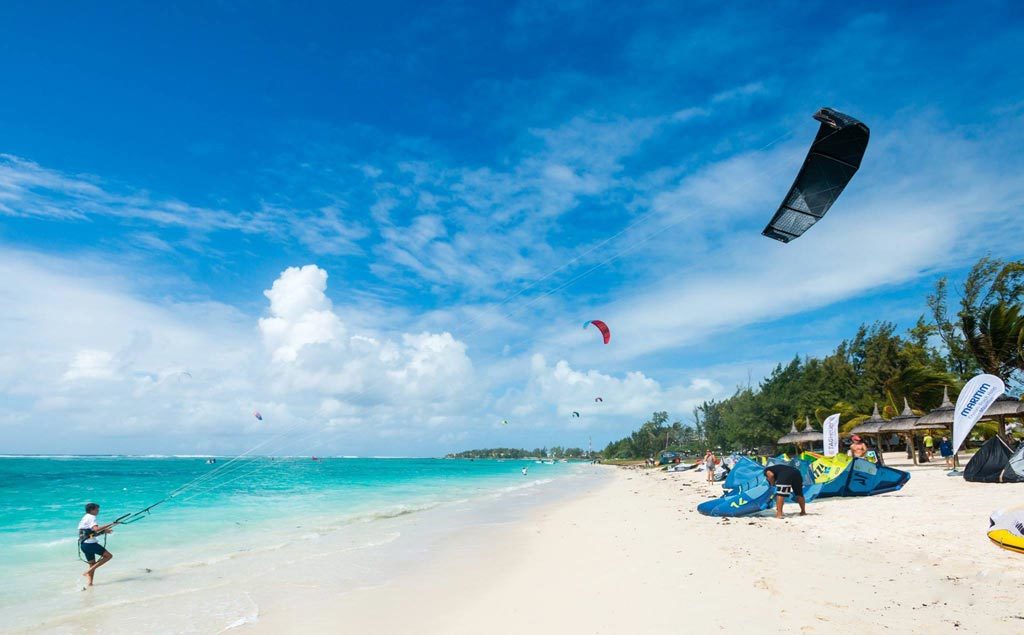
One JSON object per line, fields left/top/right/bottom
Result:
{"left": 753, "top": 577, "right": 779, "bottom": 597}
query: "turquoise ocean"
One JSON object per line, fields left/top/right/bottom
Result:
{"left": 1, "top": 456, "right": 603, "bottom": 633}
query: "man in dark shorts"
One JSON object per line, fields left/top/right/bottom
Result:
{"left": 764, "top": 464, "right": 806, "bottom": 519}
{"left": 78, "top": 502, "right": 114, "bottom": 586}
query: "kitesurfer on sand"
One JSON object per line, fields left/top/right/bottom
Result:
{"left": 764, "top": 464, "right": 806, "bottom": 519}
{"left": 78, "top": 503, "right": 114, "bottom": 586}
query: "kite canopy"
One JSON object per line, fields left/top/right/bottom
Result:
{"left": 805, "top": 454, "right": 910, "bottom": 496}
{"left": 253, "top": 411, "right": 263, "bottom": 421}
{"left": 963, "top": 436, "right": 1024, "bottom": 483}
{"left": 571, "top": 411, "right": 580, "bottom": 418}
{"left": 583, "top": 320, "right": 611, "bottom": 344}
{"left": 698, "top": 457, "right": 821, "bottom": 517}
{"left": 762, "top": 107, "right": 869, "bottom": 243}
{"left": 594, "top": 396, "right": 603, "bottom": 402}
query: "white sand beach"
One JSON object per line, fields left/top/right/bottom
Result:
{"left": 250, "top": 456, "right": 1024, "bottom": 634}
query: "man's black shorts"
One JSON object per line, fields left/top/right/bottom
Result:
{"left": 765, "top": 464, "right": 804, "bottom": 498}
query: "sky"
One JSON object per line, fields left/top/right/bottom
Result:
{"left": 1, "top": 1, "right": 1023, "bottom": 456}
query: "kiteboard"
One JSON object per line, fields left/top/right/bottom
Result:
{"left": 988, "top": 529, "right": 1024, "bottom": 555}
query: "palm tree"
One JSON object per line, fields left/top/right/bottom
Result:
{"left": 882, "top": 364, "right": 958, "bottom": 414}
{"left": 963, "top": 302, "right": 1024, "bottom": 381}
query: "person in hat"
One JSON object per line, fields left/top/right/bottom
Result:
{"left": 849, "top": 435, "right": 868, "bottom": 459}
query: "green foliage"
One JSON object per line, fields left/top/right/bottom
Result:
{"left": 446, "top": 447, "right": 588, "bottom": 459}
{"left": 693, "top": 322, "right": 958, "bottom": 451}
{"left": 930, "top": 256, "right": 1024, "bottom": 383}
{"left": 602, "top": 411, "right": 694, "bottom": 459}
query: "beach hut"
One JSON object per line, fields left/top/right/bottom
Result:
{"left": 849, "top": 403, "right": 889, "bottom": 452}
{"left": 880, "top": 399, "right": 921, "bottom": 464}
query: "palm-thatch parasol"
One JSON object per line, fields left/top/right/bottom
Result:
{"left": 777, "top": 421, "right": 801, "bottom": 445}
{"left": 914, "top": 387, "right": 955, "bottom": 431}
{"left": 794, "top": 416, "right": 823, "bottom": 449}
{"left": 982, "top": 394, "right": 1022, "bottom": 438}
{"left": 880, "top": 399, "right": 921, "bottom": 464}
{"left": 915, "top": 387, "right": 1016, "bottom": 450}
{"left": 849, "top": 403, "right": 889, "bottom": 452}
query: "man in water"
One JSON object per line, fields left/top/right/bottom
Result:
{"left": 764, "top": 464, "right": 806, "bottom": 519}
{"left": 78, "top": 503, "right": 114, "bottom": 586}
{"left": 849, "top": 435, "right": 868, "bottom": 459}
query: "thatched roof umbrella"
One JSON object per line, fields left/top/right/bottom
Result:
{"left": 982, "top": 395, "right": 1022, "bottom": 439}
{"left": 880, "top": 399, "right": 921, "bottom": 464}
{"left": 915, "top": 386, "right": 1013, "bottom": 443}
{"left": 794, "top": 416, "right": 823, "bottom": 450}
{"left": 914, "top": 387, "right": 954, "bottom": 431}
{"left": 850, "top": 403, "right": 889, "bottom": 453}
{"left": 777, "top": 421, "right": 801, "bottom": 445}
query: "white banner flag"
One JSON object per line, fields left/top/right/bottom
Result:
{"left": 823, "top": 413, "right": 841, "bottom": 457}
{"left": 953, "top": 374, "right": 1006, "bottom": 453}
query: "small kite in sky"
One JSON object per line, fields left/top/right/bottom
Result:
{"left": 583, "top": 320, "right": 611, "bottom": 344}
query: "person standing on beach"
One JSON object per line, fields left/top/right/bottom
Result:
{"left": 703, "top": 450, "right": 717, "bottom": 482}
{"left": 764, "top": 464, "right": 806, "bottom": 519}
{"left": 78, "top": 503, "right": 114, "bottom": 586}
{"left": 939, "top": 436, "right": 954, "bottom": 467}
{"left": 923, "top": 433, "right": 935, "bottom": 460}
{"left": 849, "top": 435, "right": 868, "bottom": 459}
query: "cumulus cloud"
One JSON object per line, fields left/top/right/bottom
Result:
{"left": 497, "top": 354, "right": 722, "bottom": 423}
{"left": 259, "top": 265, "right": 346, "bottom": 363}
{"left": 257, "top": 264, "right": 479, "bottom": 412}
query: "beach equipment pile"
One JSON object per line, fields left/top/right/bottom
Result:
{"left": 697, "top": 454, "right": 910, "bottom": 517}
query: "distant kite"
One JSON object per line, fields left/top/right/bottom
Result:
{"left": 583, "top": 320, "right": 611, "bottom": 344}
{"left": 762, "top": 107, "right": 869, "bottom": 243}
{"left": 502, "top": 419, "right": 509, "bottom": 426}
{"left": 594, "top": 397, "right": 603, "bottom": 403}
{"left": 253, "top": 411, "right": 263, "bottom": 421}
{"left": 571, "top": 411, "right": 581, "bottom": 418}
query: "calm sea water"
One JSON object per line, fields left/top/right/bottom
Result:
{"left": 1, "top": 456, "right": 599, "bottom": 633}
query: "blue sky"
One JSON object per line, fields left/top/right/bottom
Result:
{"left": 1, "top": 1, "right": 1022, "bottom": 455}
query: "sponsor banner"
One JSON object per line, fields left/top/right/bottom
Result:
{"left": 823, "top": 413, "right": 841, "bottom": 457}
{"left": 953, "top": 374, "right": 1006, "bottom": 453}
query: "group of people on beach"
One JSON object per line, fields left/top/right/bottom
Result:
{"left": 922, "top": 433, "right": 956, "bottom": 466}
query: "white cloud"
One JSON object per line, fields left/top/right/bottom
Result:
{"left": 63, "top": 349, "right": 117, "bottom": 381}
{"left": 497, "top": 354, "right": 723, "bottom": 423}
{"left": 0, "top": 155, "right": 368, "bottom": 256}
{"left": 259, "top": 265, "right": 346, "bottom": 363}
{"left": 711, "top": 81, "right": 769, "bottom": 104}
